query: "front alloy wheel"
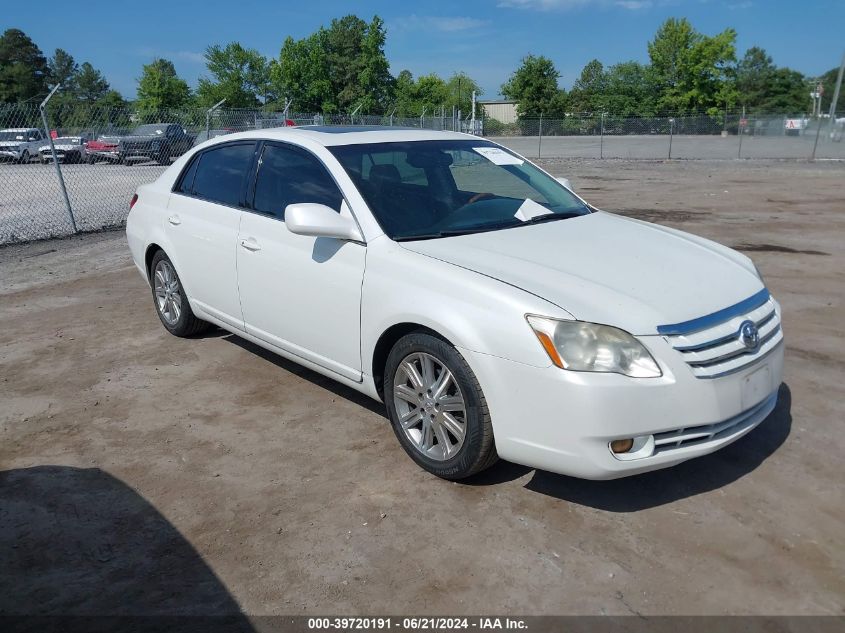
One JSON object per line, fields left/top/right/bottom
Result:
{"left": 385, "top": 332, "right": 498, "bottom": 479}
{"left": 393, "top": 352, "right": 467, "bottom": 461}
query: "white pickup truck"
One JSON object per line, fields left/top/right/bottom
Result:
{"left": 0, "top": 128, "right": 47, "bottom": 163}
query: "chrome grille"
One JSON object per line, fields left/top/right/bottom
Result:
{"left": 653, "top": 392, "right": 777, "bottom": 453}
{"left": 658, "top": 289, "right": 783, "bottom": 379}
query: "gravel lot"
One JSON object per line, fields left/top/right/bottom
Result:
{"left": 1, "top": 159, "right": 843, "bottom": 617}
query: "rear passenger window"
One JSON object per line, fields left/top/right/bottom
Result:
{"left": 253, "top": 144, "right": 343, "bottom": 218}
{"left": 175, "top": 154, "right": 199, "bottom": 194}
{"left": 190, "top": 143, "right": 256, "bottom": 207}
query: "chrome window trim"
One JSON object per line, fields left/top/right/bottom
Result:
{"left": 656, "top": 288, "right": 770, "bottom": 336}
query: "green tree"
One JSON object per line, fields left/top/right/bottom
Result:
{"left": 819, "top": 64, "right": 844, "bottom": 114}
{"left": 0, "top": 28, "right": 49, "bottom": 103}
{"left": 568, "top": 59, "right": 606, "bottom": 112}
{"left": 647, "top": 17, "right": 737, "bottom": 113}
{"left": 501, "top": 54, "right": 567, "bottom": 117}
{"left": 446, "top": 72, "right": 483, "bottom": 116}
{"left": 47, "top": 48, "right": 78, "bottom": 91}
{"left": 603, "top": 61, "right": 657, "bottom": 116}
{"left": 735, "top": 46, "right": 775, "bottom": 111}
{"left": 758, "top": 68, "right": 809, "bottom": 114}
{"left": 196, "top": 42, "right": 271, "bottom": 108}
{"left": 272, "top": 32, "right": 333, "bottom": 112}
{"left": 75, "top": 62, "right": 110, "bottom": 104}
{"left": 272, "top": 14, "right": 393, "bottom": 113}
{"left": 136, "top": 58, "right": 192, "bottom": 111}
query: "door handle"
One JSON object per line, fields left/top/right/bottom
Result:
{"left": 167, "top": 215, "right": 181, "bottom": 226}
{"left": 240, "top": 238, "right": 261, "bottom": 252}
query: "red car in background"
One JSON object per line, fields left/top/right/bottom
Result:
{"left": 85, "top": 138, "right": 120, "bottom": 164}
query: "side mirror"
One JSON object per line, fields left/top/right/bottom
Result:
{"left": 556, "top": 177, "right": 573, "bottom": 191}
{"left": 285, "top": 203, "right": 363, "bottom": 242}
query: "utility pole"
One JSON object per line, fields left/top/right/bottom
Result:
{"left": 827, "top": 50, "right": 845, "bottom": 132}
{"left": 471, "top": 90, "right": 476, "bottom": 135}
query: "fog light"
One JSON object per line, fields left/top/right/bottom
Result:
{"left": 610, "top": 438, "right": 635, "bottom": 454}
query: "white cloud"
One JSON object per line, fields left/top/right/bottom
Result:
{"left": 498, "top": 0, "right": 655, "bottom": 9}
{"left": 615, "top": 0, "right": 653, "bottom": 8}
{"left": 392, "top": 15, "right": 491, "bottom": 32}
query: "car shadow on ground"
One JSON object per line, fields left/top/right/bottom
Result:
{"left": 466, "top": 383, "right": 793, "bottom": 512}
{"left": 213, "top": 329, "right": 792, "bottom": 512}
{"left": 0, "top": 465, "right": 253, "bottom": 629}
{"left": 220, "top": 333, "right": 386, "bottom": 418}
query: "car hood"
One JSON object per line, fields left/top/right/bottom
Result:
{"left": 399, "top": 211, "right": 763, "bottom": 335}
{"left": 0, "top": 141, "right": 22, "bottom": 149}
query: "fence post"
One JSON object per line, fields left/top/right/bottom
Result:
{"left": 600, "top": 112, "right": 605, "bottom": 159}
{"left": 206, "top": 98, "right": 226, "bottom": 137}
{"left": 538, "top": 113, "right": 543, "bottom": 159}
{"left": 39, "top": 85, "right": 77, "bottom": 234}
{"left": 811, "top": 111, "right": 825, "bottom": 160}
{"left": 668, "top": 117, "right": 674, "bottom": 159}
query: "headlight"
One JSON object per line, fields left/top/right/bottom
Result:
{"left": 526, "top": 316, "right": 662, "bottom": 378}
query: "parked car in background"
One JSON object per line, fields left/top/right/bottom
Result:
{"left": 38, "top": 136, "right": 90, "bottom": 163}
{"left": 111, "top": 123, "right": 195, "bottom": 165}
{"left": 126, "top": 127, "right": 783, "bottom": 481}
{"left": 86, "top": 137, "right": 120, "bottom": 163}
{"left": 0, "top": 128, "right": 46, "bottom": 163}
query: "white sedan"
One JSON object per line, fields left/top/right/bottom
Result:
{"left": 126, "top": 127, "right": 784, "bottom": 480}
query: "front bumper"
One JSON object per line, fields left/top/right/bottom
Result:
{"left": 0, "top": 149, "right": 22, "bottom": 160}
{"left": 461, "top": 334, "right": 784, "bottom": 480}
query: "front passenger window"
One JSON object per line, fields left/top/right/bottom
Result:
{"left": 253, "top": 144, "right": 343, "bottom": 219}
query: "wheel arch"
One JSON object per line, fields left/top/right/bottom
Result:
{"left": 371, "top": 322, "right": 451, "bottom": 401}
{"left": 144, "top": 243, "right": 164, "bottom": 280}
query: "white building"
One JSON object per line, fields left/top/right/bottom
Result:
{"left": 480, "top": 100, "right": 518, "bottom": 124}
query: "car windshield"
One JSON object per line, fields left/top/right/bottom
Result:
{"left": 329, "top": 140, "right": 590, "bottom": 241}
{"left": 0, "top": 131, "right": 25, "bottom": 141}
{"left": 132, "top": 124, "right": 166, "bottom": 135}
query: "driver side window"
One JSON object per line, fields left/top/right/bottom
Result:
{"left": 252, "top": 144, "right": 343, "bottom": 219}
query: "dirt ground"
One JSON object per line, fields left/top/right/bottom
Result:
{"left": 1, "top": 159, "right": 843, "bottom": 616}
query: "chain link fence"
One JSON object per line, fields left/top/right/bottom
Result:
{"left": 1, "top": 102, "right": 843, "bottom": 245}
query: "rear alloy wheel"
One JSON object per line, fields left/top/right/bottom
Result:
{"left": 149, "top": 251, "right": 210, "bottom": 337}
{"left": 385, "top": 332, "right": 497, "bottom": 479}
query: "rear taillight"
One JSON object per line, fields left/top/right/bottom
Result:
{"left": 129, "top": 193, "right": 138, "bottom": 210}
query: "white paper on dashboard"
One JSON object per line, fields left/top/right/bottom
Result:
{"left": 473, "top": 146, "right": 524, "bottom": 165}
{"left": 514, "top": 198, "right": 554, "bottom": 222}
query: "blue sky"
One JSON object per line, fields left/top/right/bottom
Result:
{"left": 6, "top": 0, "right": 844, "bottom": 101}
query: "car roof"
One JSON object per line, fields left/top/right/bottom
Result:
{"left": 1, "top": 128, "right": 39, "bottom": 132}
{"left": 207, "top": 125, "right": 476, "bottom": 147}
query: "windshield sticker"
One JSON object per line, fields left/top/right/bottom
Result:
{"left": 473, "top": 147, "right": 523, "bottom": 165}
{"left": 514, "top": 198, "right": 554, "bottom": 222}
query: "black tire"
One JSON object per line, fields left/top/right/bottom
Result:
{"left": 384, "top": 332, "right": 498, "bottom": 480}
{"left": 18, "top": 150, "right": 29, "bottom": 164}
{"left": 149, "top": 250, "right": 211, "bottom": 337}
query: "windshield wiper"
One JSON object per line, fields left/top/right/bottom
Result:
{"left": 393, "top": 213, "right": 586, "bottom": 242}
{"left": 519, "top": 212, "right": 584, "bottom": 225}
{"left": 394, "top": 227, "right": 489, "bottom": 242}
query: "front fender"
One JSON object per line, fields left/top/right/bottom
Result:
{"left": 361, "top": 238, "right": 566, "bottom": 374}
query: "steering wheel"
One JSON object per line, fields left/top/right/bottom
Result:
{"left": 467, "top": 192, "right": 495, "bottom": 205}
